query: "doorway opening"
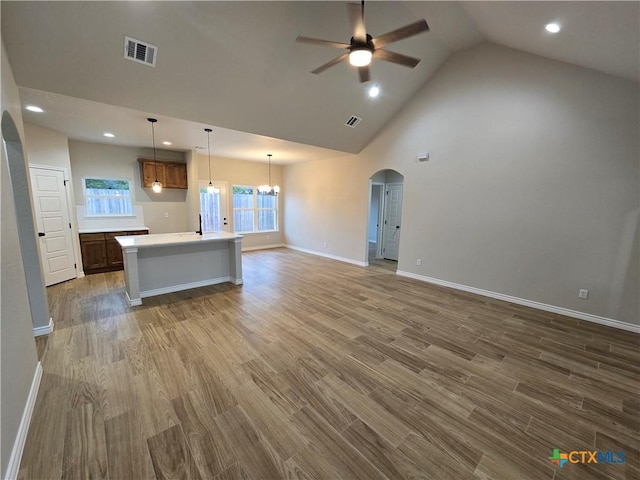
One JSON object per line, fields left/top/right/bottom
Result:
{"left": 2, "top": 111, "right": 50, "bottom": 331}
{"left": 367, "top": 169, "right": 404, "bottom": 271}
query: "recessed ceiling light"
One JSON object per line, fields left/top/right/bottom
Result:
{"left": 103, "top": 132, "right": 115, "bottom": 138}
{"left": 545, "top": 23, "right": 561, "bottom": 33}
{"left": 26, "top": 105, "right": 44, "bottom": 113}
{"left": 368, "top": 86, "right": 380, "bottom": 98}
{"left": 162, "top": 141, "right": 172, "bottom": 146}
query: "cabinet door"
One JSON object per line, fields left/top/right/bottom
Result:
{"left": 105, "top": 232, "right": 125, "bottom": 266}
{"left": 164, "top": 163, "right": 188, "bottom": 189}
{"left": 80, "top": 240, "right": 107, "bottom": 269}
{"left": 141, "top": 160, "right": 166, "bottom": 188}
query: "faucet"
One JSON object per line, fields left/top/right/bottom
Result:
{"left": 195, "top": 214, "right": 203, "bottom": 235}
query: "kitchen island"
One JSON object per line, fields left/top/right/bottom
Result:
{"left": 116, "top": 231, "right": 243, "bottom": 306}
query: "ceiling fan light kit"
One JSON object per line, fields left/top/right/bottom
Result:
{"left": 296, "top": 1, "right": 429, "bottom": 83}
{"left": 349, "top": 48, "right": 372, "bottom": 67}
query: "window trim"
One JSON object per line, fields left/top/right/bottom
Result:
{"left": 83, "top": 176, "right": 135, "bottom": 217}
{"left": 232, "top": 184, "right": 279, "bottom": 234}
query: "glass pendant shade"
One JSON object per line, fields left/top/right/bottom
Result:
{"left": 207, "top": 181, "right": 219, "bottom": 194}
{"left": 152, "top": 181, "right": 162, "bottom": 193}
{"left": 259, "top": 153, "right": 279, "bottom": 196}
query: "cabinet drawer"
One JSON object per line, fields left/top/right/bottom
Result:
{"left": 80, "top": 233, "right": 105, "bottom": 242}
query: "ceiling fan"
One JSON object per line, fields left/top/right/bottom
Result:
{"left": 296, "top": 1, "right": 429, "bottom": 83}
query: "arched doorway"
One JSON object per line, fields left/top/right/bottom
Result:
{"left": 2, "top": 111, "right": 50, "bottom": 332}
{"left": 367, "top": 169, "right": 404, "bottom": 271}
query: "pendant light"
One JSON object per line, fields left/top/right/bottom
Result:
{"left": 257, "top": 154, "right": 279, "bottom": 195}
{"left": 148, "top": 118, "right": 162, "bottom": 193}
{"left": 204, "top": 128, "right": 219, "bottom": 194}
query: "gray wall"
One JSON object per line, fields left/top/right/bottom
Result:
{"left": 284, "top": 43, "right": 639, "bottom": 326}
{"left": 69, "top": 140, "right": 189, "bottom": 234}
{"left": 68, "top": 140, "right": 286, "bottom": 249}
{"left": 1, "top": 41, "right": 39, "bottom": 479}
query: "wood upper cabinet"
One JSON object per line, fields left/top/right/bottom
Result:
{"left": 139, "top": 159, "right": 187, "bottom": 189}
{"left": 164, "top": 162, "right": 188, "bottom": 188}
{"left": 141, "top": 159, "right": 166, "bottom": 187}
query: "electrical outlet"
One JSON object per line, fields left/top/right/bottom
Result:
{"left": 579, "top": 289, "right": 589, "bottom": 299}
{"left": 416, "top": 259, "right": 422, "bottom": 266}
{"left": 164, "top": 212, "right": 169, "bottom": 218}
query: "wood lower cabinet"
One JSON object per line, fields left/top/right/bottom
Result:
{"left": 80, "top": 234, "right": 108, "bottom": 271}
{"left": 105, "top": 233, "right": 125, "bottom": 267}
{"left": 80, "top": 230, "right": 148, "bottom": 274}
{"left": 139, "top": 158, "right": 187, "bottom": 189}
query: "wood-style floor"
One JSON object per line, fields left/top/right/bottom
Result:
{"left": 20, "top": 248, "right": 639, "bottom": 480}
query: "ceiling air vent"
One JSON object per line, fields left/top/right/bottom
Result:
{"left": 345, "top": 116, "right": 361, "bottom": 128}
{"left": 124, "top": 36, "right": 157, "bottom": 67}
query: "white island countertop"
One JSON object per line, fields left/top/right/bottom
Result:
{"left": 79, "top": 226, "right": 150, "bottom": 234}
{"left": 115, "top": 231, "right": 242, "bottom": 249}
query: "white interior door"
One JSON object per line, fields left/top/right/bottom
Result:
{"left": 29, "top": 167, "right": 76, "bottom": 286}
{"left": 199, "top": 181, "right": 229, "bottom": 232}
{"left": 382, "top": 183, "right": 403, "bottom": 261}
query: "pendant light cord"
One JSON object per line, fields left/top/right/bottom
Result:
{"left": 151, "top": 120, "right": 158, "bottom": 182}
{"left": 207, "top": 130, "right": 212, "bottom": 183}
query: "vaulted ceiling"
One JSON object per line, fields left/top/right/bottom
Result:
{"left": 2, "top": 1, "right": 638, "bottom": 164}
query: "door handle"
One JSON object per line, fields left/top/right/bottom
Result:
{"left": 396, "top": 226, "right": 400, "bottom": 229}
{"left": 38, "top": 232, "right": 46, "bottom": 237}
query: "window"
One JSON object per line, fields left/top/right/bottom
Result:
{"left": 233, "top": 185, "right": 278, "bottom": 233}
{"left": 84, "top": 178, "right": 133, "bottom": 216}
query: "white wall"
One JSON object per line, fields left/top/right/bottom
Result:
{"left": 284, "top": 42, "right": 639, "bottom": 326}
{"left": 68, "top": 140, "right": 189, "bottom": 234}
{"left": 24, "top": 124, "right": 85, "bottom": 275}
{"left": 1, "top": 41, "right": 40, "bottom": 479}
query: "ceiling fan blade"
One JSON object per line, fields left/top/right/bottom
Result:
{"left": 373, "top": 49, "right": 421, "bottom": 68}
{"left": 371, "top": 19, "right": 429, "bottom": 49}
{"left": 296, "top": 36, "right": 350, "bottom": 49}
{"left": 358, "top": 65, "right": 371, "bottom": 83}
{"left": 348, "top": 2, "right": 367, "bottom": 43}
{"left": 311, "top": 52, "right": 349, "bottom": 74}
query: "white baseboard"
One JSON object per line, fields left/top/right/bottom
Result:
{"left": 242, "top": 243, "right": 285, "bottom": 252}
{"left": 285, "top": 245, "right": 368, "bottom": 267}
{"left": 4, "top": 362, "right": 43, "bottom": 480}
{"left": 77, "top": 271, "right": 85, "bottom": 279}
{"left": 396, "top": 270, "right": 640, "bottom": 333}
{"left": 126, "top": 291, "right": 142, "bottom": 307}
{"left": 33, "top": 317, "right": 53, "bottom": 337}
